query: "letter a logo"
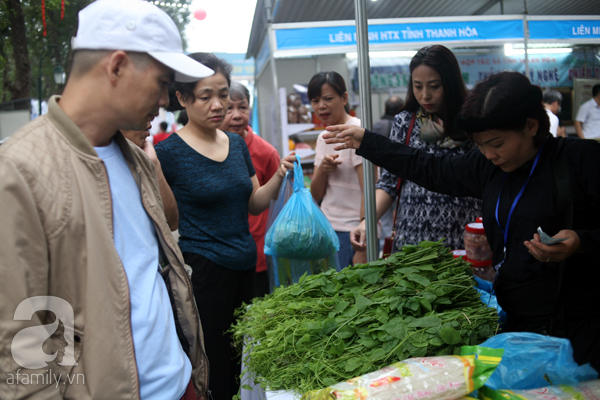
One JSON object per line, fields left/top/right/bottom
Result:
{"left": 11, "top": 296, "right": 78, "bottom": 369}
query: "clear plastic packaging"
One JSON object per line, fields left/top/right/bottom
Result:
{"left": 463, "top": 222, "right": 495, "bottom": 282}
{"left": 480, "top": 380, "right": 600, "bottom": 400}
{"left": 464, "top": 222, "right": 492, "bottom": 262}
{"left": 302, "top": 346, "right": 504, "bottom": 400}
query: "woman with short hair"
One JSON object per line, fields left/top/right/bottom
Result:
{"left": 325, "top": 70, "right": 600, "bottom": 371}
{"left": 156, "top": 52, "right": 295, "bottom": 400}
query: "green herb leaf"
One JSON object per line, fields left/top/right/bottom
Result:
{"left": 406, "top": 273, "right": 431, "bottom": 287}
{"left": 408, "top": 316, "right": 442, "bottom": 328}
{"left": 417, "top": 297, "right": 432, "bottom": 312}
{"left": 296, "top": 333, "right": 311, "bottom": 346}
{"left": 355, "top": 295, "right": 374, "bottom": 311}
{"left": 358, "top": 338, "right": 380, "bottom": 349}
{"left": 344, "top": 358, "right": 362, "bottom": 372}
{"left": 368, "top": 348, "right": 387, "bottom": 361}
{"left": 440, "top": 326, "right": 462, "bottom": 344}
{"left": 335, "top": 300, "right": 349, "bottom": 313}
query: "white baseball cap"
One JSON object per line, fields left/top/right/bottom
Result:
{"left": 71, "top": 0, "right": 213, "bottom": 82}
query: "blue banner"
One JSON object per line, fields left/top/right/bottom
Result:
{"left": 351, "top": 51, "right": 600, "bottom": 91}
{"left": 529, "top": 20, "right": 600, "bottom": 40}
{"left": 276, "top": 20, "right": 523, "bottom": 50}
{"left": 214, "top": 53, "right": 255, "bottom": 78}
{"left": 256, "top": 38, "right": 270, "bottom": 74}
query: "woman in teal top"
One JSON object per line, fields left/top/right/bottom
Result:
{"left": 156, "top": 53, "right": 295, "bottom": 400}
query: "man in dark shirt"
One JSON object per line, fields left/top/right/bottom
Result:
{"left": 372, "top": 96, "right": 403, "bottom": 138}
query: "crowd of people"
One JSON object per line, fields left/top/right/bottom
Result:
{"left": 1, "top": 0, "right": 599, "bottom": 399}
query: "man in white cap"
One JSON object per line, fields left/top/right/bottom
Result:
{"left": 0, "top": 0, "right": 212, "bottom": 399}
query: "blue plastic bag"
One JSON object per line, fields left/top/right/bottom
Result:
{"left": 474, "top": 275, "right": 493, "bottom": 293}
{"left": 473, "top": 288, "right": 507, "bottom": 324}
{"left": 264, "top": 155, "right": 340, "bottom": 260}
{"left": 265, "top": 168, "right": 294, "bottom": 235}
{"left": 263, "top": 164, "right": 338, "bottom": 290}
{"left": 480, "top": 332, "right": 598, "bottom": 390}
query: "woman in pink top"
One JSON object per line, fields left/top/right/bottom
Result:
{"left": 310, "top": 71, "right": 365, "bottom": 270}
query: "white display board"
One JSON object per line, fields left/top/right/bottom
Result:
{"left": 0, "top": 110, "right": 31, "bottom": 140}
{"left": 572, "top": 78, "right": 600, "bottom": 121}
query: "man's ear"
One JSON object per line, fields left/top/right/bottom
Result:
{"left": 106, "top": 51, "right": 129, "bottom": 86}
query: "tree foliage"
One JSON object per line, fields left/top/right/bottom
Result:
{"left": 0, "top": 0, "right": 192, "bottom": 103}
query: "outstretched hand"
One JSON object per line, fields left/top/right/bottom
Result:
{"left": 323, "top": 125, "right": 366, "bottom": 151}
{"left": 524, "top": 229, "right": 580, "bottom": 263}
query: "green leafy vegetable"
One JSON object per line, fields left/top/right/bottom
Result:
{"left": 232, "top": 240, "right": 498, "bottom": 395}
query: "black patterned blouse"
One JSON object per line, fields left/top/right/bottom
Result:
{"left": 375, "top": 110, "right": 482, "bottom": 252}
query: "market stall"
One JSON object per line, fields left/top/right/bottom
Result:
{"left": 235, "top": 241, "right": 599, "bottom": 400}
{"left": 237, "top": 3, "right": 600, "bottom": 399}
{"left": 252, "top": 14, "right": 600, "bottom": 155}
{"left": 247, "top": 0, "right": 600, "bottom": 261}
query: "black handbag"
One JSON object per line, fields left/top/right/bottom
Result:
{"left": 382, "top": 113, "right": 416, "bottom": 257}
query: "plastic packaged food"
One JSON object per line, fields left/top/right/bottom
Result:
{"left": 464, "top": 223, "right": 493, "bottom": 262}
{"left": 302, "top": 346, "right": 503, "bottom": 400}
{"left": 479, "top": 379, "right": 600, "bottom": 400}
{"left": 452, "top": 249, "right": 467, "bottom": 260}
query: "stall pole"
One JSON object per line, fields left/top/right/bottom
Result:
{"left": 353, "top": 0, "right": 378, "bottom": 262}
{"left": 523, "top": 0, "right": 530, "bottom": 79}
{"left": 265, "top": 0, "right": 281, "bottom": 153}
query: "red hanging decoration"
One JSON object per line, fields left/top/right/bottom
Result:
{"left": 61, "top": 0, "right": 65, "bottom": 19}
{"left": 41, "top": 0, "right": 47, "bottom": 36}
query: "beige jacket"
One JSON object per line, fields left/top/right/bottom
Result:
{"left": 0, "top": 96, "right": 208, "bottom": 399}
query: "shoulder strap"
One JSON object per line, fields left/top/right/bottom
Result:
{"left": 391, "top": 113, "right": 417, "bottom": 235}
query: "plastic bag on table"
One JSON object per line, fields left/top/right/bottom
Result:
{"left": 473, "top": 276, "right": 493, "bottom": 293}
{"left": 264, "top": 155, "right": 339, "bottom": 260}
{"left": 302, "top": 346, "right": 503, "bottom": 400}
{"left": 479, "top": 379, "right": 600, "bottom": 400}
{"left": 265, "top": 170, "right": 294, "bottom": 292}
{"left": 479, "top": 332, "right": 598, "bottom": 390}
{"left": 270, "top": 254, "right": 338, "bottom": 287}
{"left": 473, "top": 287, "right": 506, "bottom": 324}
{"left": 265, "top": 169, "right": 294, "bottom": 234}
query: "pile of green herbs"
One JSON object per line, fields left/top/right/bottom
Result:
{"left": 232, "top": 240, "right": 499, "bottom": 395}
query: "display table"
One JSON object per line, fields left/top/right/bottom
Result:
{"left": 240, "top": 340, "right": 300, "bottom": 400}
